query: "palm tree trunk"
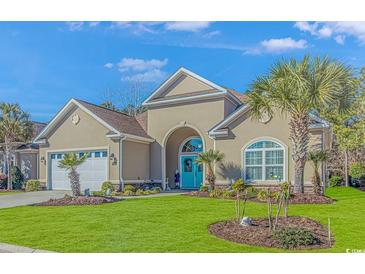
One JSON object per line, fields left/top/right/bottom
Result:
{"left": 289, "top": 113, "right": 310, "bottom": 194}
{"left": 313, "top": 168, "right": 322, "bottom": 195}
{"left": 344, "top": 149, "right": 349, "bottom": 187}
{"left": 5, "top": 138, "right": 12, "bottom": 191}
{"left": 69, "top": 168, "right": 81, "bottom": 196}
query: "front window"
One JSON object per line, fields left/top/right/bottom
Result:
{"left": 244, "top": 140, "right": 284, "bottom": 181}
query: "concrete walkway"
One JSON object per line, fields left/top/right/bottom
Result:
{"left": 0, "top": 242, "right": 54, "bottom": 253}
{"left": 0, "top": 190, "right": 70, "bottom": 209}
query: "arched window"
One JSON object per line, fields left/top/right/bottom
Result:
{"left": 180, "top": 137, "right": 203, "bottom": 153}
{"left": 244, "top": 140, "right": 285, "bottom": 181}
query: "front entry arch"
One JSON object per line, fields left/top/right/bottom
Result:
{"left": 179, "top": 137, "right": 203, "bottom": 189}
{"left": 162, "top": 125, "right": 205, "bottom": 189}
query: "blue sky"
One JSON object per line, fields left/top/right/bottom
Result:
{"left": 0, "top": 21, "right": 365, "bottom": 122}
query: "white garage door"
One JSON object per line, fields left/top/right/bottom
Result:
{"left": 50, "top": 150, "right": 108, "bottom": 191}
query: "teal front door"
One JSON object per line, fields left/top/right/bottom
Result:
{"left": 180, "top": 155, "right": 203, "bottom": 189}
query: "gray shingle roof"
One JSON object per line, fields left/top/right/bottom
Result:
{"left": 75, "top": 99, "right": 151, "bottom": 139}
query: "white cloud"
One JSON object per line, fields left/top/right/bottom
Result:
{"left": 335, "top": 35, "right": 346, "bottom": 45}
{"left": 294, "top": 21, "right": 365, "bottom": 45}
{"left": 111, "top": 22, "right": 157, "bottom": 34}
{"left": 122, "top": 69, "right": 168, "bottom": 82}
{"left": 89, "top": 22, "right": 100, "bottom": 27}
{"left": 104, "top": 57, "right": 169, "bottom": 83}
{"left": 245, "top": 37, "right": 307, "bottom": 55}
{"left": 118, "top": 58, "right": 168, "bottom": 72}
{"left": 203, "top": 30, "right": 221, "bottom": 38}
{"left": 104, "top": 63, "right": 114, "bottom": 69}
{"left": 66, "top": 21, "right": 84, "bottom": 31}
{"left": 165, "top": 21, "right": 211, "bottom": 32}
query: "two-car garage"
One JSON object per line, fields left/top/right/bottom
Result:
{"left": 49, "top": 150, "right": 108, "bottom": 191}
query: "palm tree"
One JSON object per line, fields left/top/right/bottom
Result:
{"left": 196, "top": 149, "right": 224, "bottom": 190}
{"left": 0, "top": 103, "right": 33, "bottom": 190}
{"left": 246, "top": 56, "right": 355, "bottom": 193}
{"left": 58, "top": 153, "right": 88, "bottom": 196}
{"left": 307, "top": 150, "right": 328, "bottom": 195}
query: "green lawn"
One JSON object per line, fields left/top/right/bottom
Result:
{"left": 0, "top": 187, "right": 363, "bottom": 252}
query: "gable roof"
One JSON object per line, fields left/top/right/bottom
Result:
{"left": 34, "top": 99, "right": 153, "bottom": 143}
{"left": 208, "top": 105, "right": 330, "bottom": 137}
{"left": 76, "top": 100, "right": 151, "bottom": 139}
{"left": 142, "top": 67, "right": 243, "bottom": 107}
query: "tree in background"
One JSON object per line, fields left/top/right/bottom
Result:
{"left": 307, "top": 150, "right": 328, "bottom": 195}
{"left": 0, "top": 103, "right": 33, "bottom": 190}
{"left": 246, "top": 56, "right": 356, "bottom": 193}
{"left": 100, "top": 81, "right": 147, "bottom": 116}
{"left": 321, "top": 67, "right": 365, "bottom": 186}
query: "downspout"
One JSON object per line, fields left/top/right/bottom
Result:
{"left": 119, "top": 136, "right": 126, "bottom": 191}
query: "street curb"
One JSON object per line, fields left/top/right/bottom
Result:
{"left": 0, "top": 243, "right": 55, "bottom": 253}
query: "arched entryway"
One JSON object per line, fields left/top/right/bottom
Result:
{"left": 163, "top": 126, "right": 205, "bottom": 189}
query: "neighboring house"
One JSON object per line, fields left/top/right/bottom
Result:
{"left": 0, "top": 121, "right": 47, "bottom": 181}
{"left": 34, "top": 67, "right": 331, "bottom": 191}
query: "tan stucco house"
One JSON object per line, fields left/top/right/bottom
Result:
{"left": 34, "top": 67, "right": 331, "bottom": 192}
{"left": 0, "top": 122, "right": 46, "bottom": 182}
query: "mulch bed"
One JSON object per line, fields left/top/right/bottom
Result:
{"left": 209, "top": 216, "right": 334, "bottom": 250}
{"left": 34, "top": 195, "right": 121, "bottom": 206}
{"left": 186, "top": 191, "right": 334, "bottom": 204}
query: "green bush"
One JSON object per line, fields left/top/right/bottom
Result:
{"left": 101, "top": 181, "right": 114, "bottom": 195}
{"left": 199, "top": 185, "right": 209, "bottom": 192}
{"left": 273, "top": 228, "right": 319, "bottom": 249}
{"left": 209, "top": 188, "right": 223, "bottom": 198}
{"left": 330, "top": 176, "right": 342, "bottom": 187}
{"left": 25, "top": 180, "right": 41, "bottom": 192}
{"left": 135, "top": 189, "right": 145, "bottom": 196}
{"left": 124, "top": 184, "right": 136, "bottom": 192}
{"left": 349, "top": 162, "right": 365, "bottom": 180}
{"left": 123, "top": 190, "right": 135, "bottom": 196}
{"left": 92, "top": 191, "right": 104, "bottom": 196}
{"left": 11, "top": 166, "right": 24, "bottom": 190}
{"left": 143, "top": 190, "right": 153, "bottom": 195}
{"left": 152, "top": 187, "right": 162, "bottom": 193}
{"left": 232, "top": 178, "right": 245, "bottom": 193}
{"left": 222, "top": 190, "right": 235, "bottom": 199}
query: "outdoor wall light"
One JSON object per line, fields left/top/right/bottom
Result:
{"left": 110, "top": 153, "right": 115, "bottom": 160}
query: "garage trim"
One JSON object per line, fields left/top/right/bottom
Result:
{"left": 46, "top": 146, "right": 110, "bottom": 190}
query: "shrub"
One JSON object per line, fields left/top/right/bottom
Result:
{"left": 11, "top": 166, "right": 24, "bottom": 190}
{"left": 135, "top": 189, "right": 144, "bottom": 196}
{"left": 143, "top": 190, "right": 153, "bottom": 195}
{"left": 123, "top": 190, "right": 135, "bottom": 196}
{"left": 25, "top": 180, "right": 41, "bottom": 192}
{"left": 0, "top": 173, "right": 7, "bottom": 189}
{"left": 232, "top": 178, "right": 245, "bottom": 193}
{"left": 330, "top": 176, "right": 342, "bottom": 187}
{"left": 124, "top": 184, "right": 136, "bottom": 192}
{"left": 222, "top": 190, "right": 235, "bottom": 199}
{"left": 152, "top": 187, "right": 162, "bottom": 193}
{"left": 209, "top": 188, "right": 223, "bottom": 198}
{"left": 349, "top": 162, "right": 365, "bottom": 180}
{"left": 273, "top": 227, "right": 319, "bottom": 249}
{"left": 199, "top": 185, "right": 209, "bottom": 192}
{"left": 101, "top": 181, "right": 114, "bottom": 195}
{"left": 92, "top": 191, "right": 104, "bottom": 196}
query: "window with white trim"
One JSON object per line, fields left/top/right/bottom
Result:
{"left": 244, "top": 140, "right": 284, "bottom": 181}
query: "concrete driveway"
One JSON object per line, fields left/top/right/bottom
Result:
{"left": 0, "top": 190, "right": 70, "bottom": 209}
